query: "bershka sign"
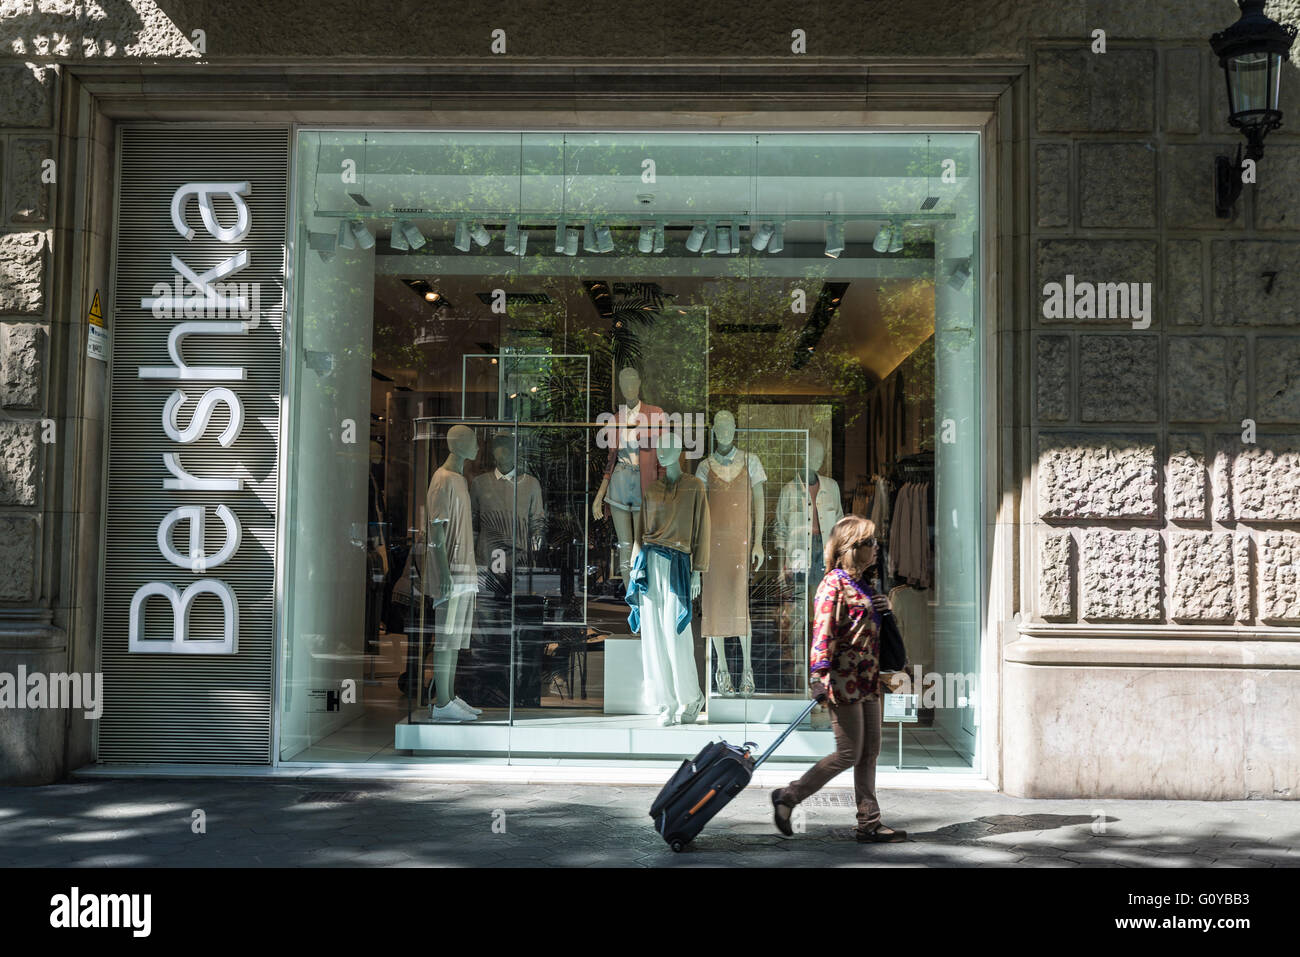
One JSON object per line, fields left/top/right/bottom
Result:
{"left": 102, "top": 127, "right": 284, "bottom": 762}
{"left": 127, "top": 182, "right": 255, "bottom": 654}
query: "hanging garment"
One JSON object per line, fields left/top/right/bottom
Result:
{"left": 889, "top": 584, "right": 933, "bottom": 678}
{"left": 871, "top": 475, "right": 891, "bottom": 540}
{"left": 696, "top": 449, "right": 766, "bottom": 638}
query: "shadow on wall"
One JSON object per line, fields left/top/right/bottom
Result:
{"left": 2, "top": 1, "right": 200, "bottom": 59}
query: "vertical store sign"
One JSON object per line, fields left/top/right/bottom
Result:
{"left": 102, "top": 128, "right": 284, "bottom": 761}
{"left": 128, "top": 181, "right": 254, "bottom": 653}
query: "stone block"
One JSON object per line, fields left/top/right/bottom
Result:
{"left": 1079, "top": 335, "right": 1158, "bottom": 422}
{"left": 1, "top": 322, "right": 43, "bottom": 409}
{"left": 1170, "top": 531, "right": 1234, "bottom": 621}
{"left": 1164, "top": 145, "right": 1242, "bottom": 231}
{"left": 0, "top": 63, "right": 54, "bottom": 128}
{"left": 0, "top": 420, "right": 38, "bottom": 506}
{"left": 0, "top": 514, "right": 36, "bottom": 601}
{"left": 1211, "top": 241, "right": 1300, "bottom": 326}
{"left": 1080, "top": 528, "right": 1162, "bottom": 621}
{"left": 1162, "top": 48, "right": 1201, "bottom": 133}
{"left": 1234, "top": 534, "right": 1253, "bottom": 622}
{"left": 1039, "top": 531, "right": 1073, "bottom": 620}
{"left": 1229, "top": 435, "right": 1300, "bottom": 522}
{"left": 1255, "top": 146, "right": 1300, "bottom": 231}
{"left": 1079, "top": 143, "right": 1155, "bottom": 228}
{"left": 1167, "top": 336, "right": 1238, "bottom": 422}
{"left": 1256, "top": 337, "right": 1300, "bottom": 422}
{"left": 1035, "top": 49, "right": 1154, "bottom": 133}
{"left": 1167, "top": 433, "right": 1206, "bottom": 522}
{"left": 80, "top": 0, "right": 209, "bottom": 58}
{"left": 1258, "top": 532, "right": 1300, "bottom": 623}
{"left": 1035, "top": 144, "right": 1070, "bottom": 229}
{"left": 1036, "top": 240, "right": 1157, "bottom": 325}
{"left": 0, "top": 232, "right": 43, "bottom": 315}
{"left": 7, "top": 137, "right": 51, "bottom": 224}
{"left": 1037, "top": 432, "right": 1159, "bottom": 519}
{"left": 1166, "top": 240, "right": 1203, "bottom": 326}
{"left": 1035, "top": 335, "right": 1070, "bottom": 422}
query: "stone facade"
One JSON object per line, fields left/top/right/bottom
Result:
{"left": 1, "top": 0, "right": 1298, "bottom": 798}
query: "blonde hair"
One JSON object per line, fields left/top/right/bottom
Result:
{"left": 823, "top": 515, "right": 877, "bottom": 579}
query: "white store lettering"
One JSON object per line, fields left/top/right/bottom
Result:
{"left": 129, "top": 181, "right": 252, "bottom": 653}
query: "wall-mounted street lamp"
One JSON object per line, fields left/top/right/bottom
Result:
{"left": 1210, "top": 0, "right": 1297, "bottom": 218}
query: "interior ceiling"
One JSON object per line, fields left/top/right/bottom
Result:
{"left": 371, "top": 270, "right": 935, "bottom": 396}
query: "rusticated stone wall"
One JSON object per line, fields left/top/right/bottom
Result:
{"left": 1032, "top": 39, "right": 1300, "bottom": 629}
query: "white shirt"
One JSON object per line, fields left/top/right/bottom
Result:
{"left": 494, "top": 467, "right": 517, "bottom": 481}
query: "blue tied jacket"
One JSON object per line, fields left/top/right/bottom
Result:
{"left": 624, "top": 544, "right": 693, "bottom": 634}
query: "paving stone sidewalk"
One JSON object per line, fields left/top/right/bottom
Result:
{"left": 1, "top": 779, "right": 1297, "bottom": 867}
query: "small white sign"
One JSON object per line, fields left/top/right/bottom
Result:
{"left": 87, "top": 323, "right": 108, "bottom": 362}
{"left": 883, "top": 693, "right": 919, "bottom": 723}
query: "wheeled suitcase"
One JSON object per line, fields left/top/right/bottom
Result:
{"left": 650, "top": 694, "right": 825, "bottom": 851}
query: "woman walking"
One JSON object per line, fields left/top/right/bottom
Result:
{"left": 771, "top": 515, "right": 907, "bottom": 842}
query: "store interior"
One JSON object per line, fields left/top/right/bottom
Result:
{"left": 280, "top": 132, "right": 981, "bottom": 770}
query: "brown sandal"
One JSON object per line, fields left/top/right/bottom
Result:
{"left": 856, "top": 823, "right": 907, "bottom": 843}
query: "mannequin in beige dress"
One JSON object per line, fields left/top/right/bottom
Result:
{"left": 696, "top": 412, "right": 766, "bottom": 696}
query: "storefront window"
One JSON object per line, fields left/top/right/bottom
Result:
{"left": 280, "top": 130, "right": 982, "bottom": 770}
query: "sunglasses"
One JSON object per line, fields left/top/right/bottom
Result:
{"left": 852, "top": 537, "right": 878, "bottom": 550}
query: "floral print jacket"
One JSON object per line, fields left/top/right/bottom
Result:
{"left": 809, "top": 568, "right": 882, "bottom": 705}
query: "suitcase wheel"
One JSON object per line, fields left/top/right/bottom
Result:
{"left": 670, "top": 840, "right": 685, "bottom": 853}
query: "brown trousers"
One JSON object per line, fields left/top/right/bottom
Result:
{"left": 780, "top": 693, "right": 882, "bottom": 829}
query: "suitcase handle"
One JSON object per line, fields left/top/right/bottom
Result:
{"left": 751, "top": 693, "right": 827, "bottom": 769}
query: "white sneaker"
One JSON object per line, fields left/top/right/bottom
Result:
{"left": 429, "top": 702, "right": 467, "bottom": 723}
{"left": 447, "top": 698, "right": 478, "bottom": 721}
{"left": 452, "top": 696, "right": 482, "bottom": 715}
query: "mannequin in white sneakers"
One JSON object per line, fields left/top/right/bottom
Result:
{"left": 428, "top": 424, "right": 482, "bottom": 723}
{"left": 626, "top": 431, "right": 709, "bottom": 726}
{"left": 696, "top": 411, "right": 767, "bottom": 697}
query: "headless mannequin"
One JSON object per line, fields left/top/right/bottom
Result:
{"left": 632, "top": 433, "right": 705, "bottom": 725}
{"left": 430, "top": 424, "right": 478, "bottom": 713}
{"left": 592, "top": 367, "right": 648, "bottom": 583}
{"left": 700, "top": 412, "right": 765, "bottom": 697}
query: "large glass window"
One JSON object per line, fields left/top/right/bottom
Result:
{"left": 280, "top": 130, "right": 982, "bottom": 771}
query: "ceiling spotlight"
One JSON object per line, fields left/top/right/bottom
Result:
{"left": 470, "top": 222, "right": 491, "bottom": 247}
{"left": 888, "top": 221, "right": 904, "bottom": 253}
{"left": 638, "top": 224, "right": 655, "bottom": 253}
{"left": 390, "top": 221, "right": 411, "bottom": 251}
{"left": 584, "top": 223, "right": 599, "bottom": 253}
{"left": 515, "top": 230, "right": 528, "bottom": 255}
{"left": 686, "top": 224, "right": 706, "bottom": 253}
{"left": 564, "top": 228, "right": 579, "bottom": 256}
{"left": 947, "top": 257, "right": 972, "bottom": 290}
{"left": 504, "top": 221, "right": 527, "bottom": 255}
{"left": 717, "top": 226, "right": 732, "bottom": 256}
{"left": 400, "top": 221, "right": 426, "bottom": 250}
{"left": 824, "top": 220, "right": 844, "bottom": 258}
{"left": 337, "top": 219, "right": 355, "bottom": 250}
{"left": 702, "top": 223, "right": 718, "bottom": 255}
{"left": 872, "top": 222, "right": 893, "bottom": 254}
{"left": 595, "top": 224, "right": 614, "bottom": 253}
{"left": 309, "top": 230, "right": 337, "bottom": 263}
{"left": 653, "top": 223, "right": 665, "bottom": 253}
{"left": 425, "top": 290, "right": 441, "bottom": 303}
{"left": 454, "top": 220, "right": 471, "bottom": 252}
{"left": 350, "top": 220, "right": 375, "bottom": 250}
{"left": 769, "top": 223, "right": 784, "bottom": 254}
{"left": 732, "top": 225, "right": 742, "bottom": 254}
{"left": 751, "top": 222, "right": 775, "bottom": 251}
{"left": 555, "top": 221, "right": 568, "bottom": 254}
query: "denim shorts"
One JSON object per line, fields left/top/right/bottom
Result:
{"left": 607, "top": 463, "right": 642, "bottom": 512}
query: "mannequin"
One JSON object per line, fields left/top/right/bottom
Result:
{"left": 592, "top": 367, "right": 664, "bottom": 589}
{"left": 696, "top": 411, "right": 767, "bottom": 697}
{"left": 775, "top": 437, "right": 843, "bottom": 637}
{"left": 427, "top": 424, "right": 481, "bottom": 722}
{"left": 469, "top": 432, "right": 545, "bottom": 707}
{"left": 626, "top": 431, "right": 709, "bottom": 726}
